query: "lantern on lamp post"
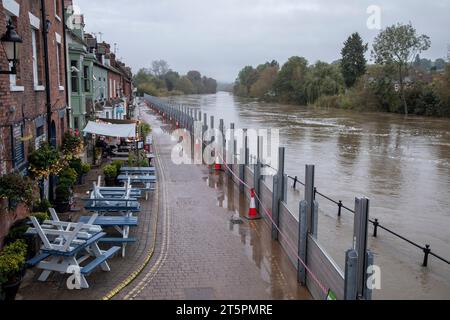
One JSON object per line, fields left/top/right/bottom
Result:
{"left": 0, "top": 20, "right": 23, "bottom": 75}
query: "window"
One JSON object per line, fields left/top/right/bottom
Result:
{"left": 83, "top": 66, "right": 90, "bottom": 92}
{"left": 113, "top": 80, "right": 116, "bottom": 97}
{"left": 55, "top": 33, "right": 64, "bottom": 89}
{"left": 109, "top": 79, "right": 113, "bottom": 98}
{"left": 12, "top": 125, "right": 25, "bottom": 169}
{"left": 71, "top": 60, "right": 79, "bottom": 93}
{"left": 31, "top": 28, "right": 44, "bottom": 89}
{"left": 54, "top": 0, "right": 61, "bottom": 20}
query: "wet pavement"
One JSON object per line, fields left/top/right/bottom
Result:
{"left": 17, "top": 157, "right": 158, "bottom": 300}
{"left": 116, "top": 105, "right": 311, "bottom": 300}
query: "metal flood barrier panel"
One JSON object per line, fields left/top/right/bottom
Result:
{"left": 279, "top": 202, "right": 299, "bottom": 267}
{"left": 260, "top": 181, "right": 273, "bottom": 217}
{"left": 306, "top": 235, "right": 345, "bottom": 300}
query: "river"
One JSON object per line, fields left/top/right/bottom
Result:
{"left": 161, "top": 91, "right": 450, "bottom": 299}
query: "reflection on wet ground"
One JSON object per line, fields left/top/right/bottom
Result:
{"left": 162, "top": 93, "right": 450, "bottom": 299}
{"left": 203, "top": 170, "right": 310, "bottom": 300}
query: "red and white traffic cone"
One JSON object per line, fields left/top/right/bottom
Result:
{"left": 214, "top": 156, "right": 222, "bottom": 171}
{"left": 246, "top": 189, "right": 261, "bottom": 220}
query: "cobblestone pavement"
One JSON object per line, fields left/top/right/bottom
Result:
{"left": 17, "top": 155, "right": 158, "bottom": 300}
{"left": 116, "top": 105, "right": 311, "bottom": 300}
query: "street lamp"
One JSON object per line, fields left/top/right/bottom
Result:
{"left": 0, "top": 20, "right": 23, "bottom": 75}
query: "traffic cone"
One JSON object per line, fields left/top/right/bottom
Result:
{"left": 214, "top": 156, "right": 221, "bottom": 171}
{"left": 246, "top": 189, "right": 261, "bottom": 220}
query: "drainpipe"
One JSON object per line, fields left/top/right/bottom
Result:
{"left": 41, "top": 0, "right": 52, "bottom": 143}
{"left": 62, "top": 0, "right": 70, "bottom": 129}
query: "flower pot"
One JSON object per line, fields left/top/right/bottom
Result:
{"left": 77, "top": 174, "right": 86, "bottom": 185}
{"left": 105, "top": 176, "right": 116, "bottom": 187}
{"left": 1, "top": 276, "right": 22, "bottom": 301}
{"left": 54, "top": 202, "right": 71, "bottom": 213}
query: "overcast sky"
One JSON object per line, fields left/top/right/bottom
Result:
{"left": 74, "top": 0, "right": 449, "bottom": 82}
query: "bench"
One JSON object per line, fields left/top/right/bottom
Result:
{"left": 78, "top": 216, "right": 138, "bottom": 227}
{"left": 81, "top": 246, "right": 121, "bottom": 275}
{"left": 26, "top": 253, "right": 51, "bottom": 267}
{"left": 42, "top": 232, "right": 106, "bottom": 257}
{"left": 99, "top": 237, "right": 137, "bottom": 244}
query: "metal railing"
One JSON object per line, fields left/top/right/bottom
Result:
{"left": 283, "top": 173, "right": 450, "bottom": 268}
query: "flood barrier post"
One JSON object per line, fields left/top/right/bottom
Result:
{"left": 272, "top": 175, "right": 280, "bottom": 241}
{"left": 219, "top": 119, "right": 225, "bottom": 166}
{"left": 253, "top": 136, "right": 263, "bottom": 212}
{"left": 228, "top": 123, "right": 235, "bottom": 177}
{"left": 298, "top": 200, "right": 308, "bottom": 285}
{"left": 353, "top": 197, "right": 371, "bottom": 299}
{"left": 272, "top": 147, "right": 285, "bottom": 241}
{"left": 305, "top": 165, "right": 318, "bottom": 237}
{"left": 344, "top": 249, "right": 358, "bottom": 300}
{"left": 202, "top": 114, "right": 208, "bottom": 164}
{"left": 239, "top": 129, "right": 246, "bottom": 192}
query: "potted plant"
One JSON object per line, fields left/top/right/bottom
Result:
{"left": 0, "top": 174, "right": 35, "bottom": 209}
{"left": 62, "top": 131, "right": 84, "bottom": 160}
{"left": 54, "top": 182, "right": 73, "bottom": 213}
{"left": 80, "top": 162, "right": 91, "bottom": 184}
{"left": 58, "top": 168, "right": 78, "bottom": 187}
{"left": 0, "top": 240, "right": 28, "bottom": 301}
{"left": 103, "top": 165, "right": 118, "bottom": 187}
{"left": 28, "top": 143, "right": 64, "bottom": 180}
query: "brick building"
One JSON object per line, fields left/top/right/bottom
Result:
{"left": 0, "top": 0, "right": 68, "bottom": 175}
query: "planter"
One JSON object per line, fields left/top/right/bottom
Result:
{"left": 54, "top": 202, "right": 71, "bottom": 213}
{"left": 105, "top": 176, "right": 116, "bottom": 187}
{"left": 1, "top": 276, "right": 22, "bottom": 301}
{"left": 77, "top": 174, "right": 86, "bottom": 185}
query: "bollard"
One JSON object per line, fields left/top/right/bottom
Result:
{"left": 423, "top": 245, "right": 431, "bottom": 267}
{"left": 373, "top": 218, "right": 379, "bottom": 237}
{"left": 293, "top": 176, "right": 298, "bottom": 189}
{"left": 298, "top": 200, "right": 308, "bottom": 285}
{"left": 338, "top": 201, "right": 343, "bottom": 217}
{"left": 344, "top": 249, "right": 358, "bottom": 300}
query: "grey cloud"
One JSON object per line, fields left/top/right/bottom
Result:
{"left": 75, "top": 0, "right": 449, "bottom": 82}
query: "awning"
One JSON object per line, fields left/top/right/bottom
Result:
{"left": 82, "top": 121, "right": 136, "bottom": 138}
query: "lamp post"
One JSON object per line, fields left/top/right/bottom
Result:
{"left": 0, "top": 20, "right": 23, "bottom": 75}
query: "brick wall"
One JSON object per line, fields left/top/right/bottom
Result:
{"left": 0, "top": 0, "right": 68, "bottom": 174}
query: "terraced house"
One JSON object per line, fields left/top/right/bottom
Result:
{"left": 0, "top": 0, "right": 69, "bottom": 175}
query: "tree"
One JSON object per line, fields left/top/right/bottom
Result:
{"left": 235, "top": 66, "right": 258, "bottom": 96}
{"left": 151, "top": 60, "right": 170, "bottom": 78}
{"left": 250, "top": 65, "right": 279, "bottom": 98}
{"left": 372, "top": 23, "right": 431, "bottom": 115}
{"left": 273, "top": 56, "right": 309, "bottom": 104}
{"left": 175, "top": 76, "right": 195, "bottom": 94}
{"left": 341, "top": 32, "right": 368, "bottom": 88}
{"left": 163, "top": 70, "right": 180, "bottom": 91}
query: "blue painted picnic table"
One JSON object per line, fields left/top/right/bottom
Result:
{"left": 79, "top": 216, "right": 138, "bottom": 227}
{"left": 120, "top": 167, "right": 156, "bottom": 174}
{"left": 83, "top": 198, "right": 141, "bottom": 213}
{"left": 117, "top": 175, "right": 157, "bottom": 183}
{"left": 79, "top": 216, "right": 138, "bottom": 257}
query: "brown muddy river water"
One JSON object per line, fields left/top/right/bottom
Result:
{"left": 160, "top": 92, "right": 450, "bottom": 299}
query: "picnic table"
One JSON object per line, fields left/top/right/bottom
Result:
{"left": 120, "top": 167, "right": 156, "bottom": 175}
{"left": 84, "top": 198, "right": 141, "bottom": 214}
{"left": 79, "top": 216, "right": 138, "bottom": 258}
{"left": 117, "top": 175, "right": 156, "bottom": 183}
{"left": 26, "top": 215, "right": 120, "bottom": 289}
